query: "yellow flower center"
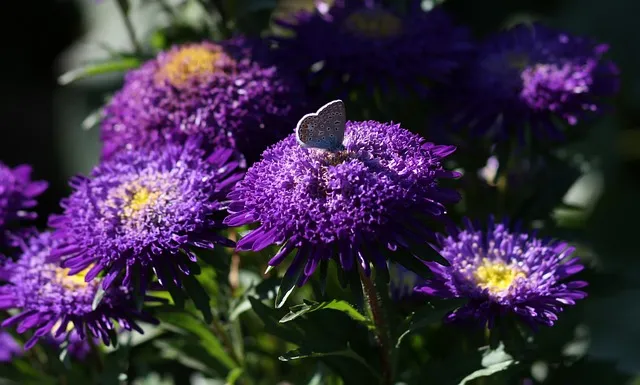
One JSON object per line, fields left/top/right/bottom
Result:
{"left": 55, "top": 266, "right": 92, "bottom": 291}
{"left": 155, "top": 45, "right": 229, "bottom": 87}
{"left": 104, "top": 174, "right": 178, "bottom": 226}
{"left": 473, "top": 259, "right": 525, "bottom": 294}
{"left": 124, "top": 187, "right": 162, "bottom": 217}
{"left": 343, "top": 9, "right": 403, "bottom": 38}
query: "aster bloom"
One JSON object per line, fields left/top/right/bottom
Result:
{"left": 439, "top": 23, "right": 619, "bottom": 142}
{"left": 49, "top": 139, "right": 242, "bottom": 293}
{"left": 0, "top": 232, "right": 155, "bottom": 349}
{"left": 0, "top": 161, "right": 48, "bottom": 245}
{"left": 226, "top": 120, "right": 460, "bottom": 287}
{"left": 0, "top": 331, "right": 21, "bottom": 362}
{"left": 414, "top": 218, "right": 588, "bottom": 328}
{"left": 272, "top": 0, "right": 472, "bottom": 96}
{"left": 101, "top": 38, "right": 306, "bottom": 163}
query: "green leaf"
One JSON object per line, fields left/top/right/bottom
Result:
{"left": 156, "top": 307, "right": 238, "bottom": 371}
{"left": 92, "top": 286, "right": 107, "bottom": 311}
{"left": 458, "top": 343, "right": 516, "bottom": 385}
{"left": 396, "top": 299, "right": 465, "bottom": 347}
{"left": 82, "top": 108, "right": 104, "bottom": 131}
{"left": 229, "top": 275, "right": 279, "bottom": 321}
{"left": 458, "top": 360, "right": 513, "bottom": 385}
{"left": 182, "top": 274, "right": 214, "bottom": 323}
{"left": 58, "top": 57, "right": 140, "bottom": 85}
{"left": 275, "top": 263, "right": 304, "bottom": 309}
{"left": 278, "top": 347, "right": 381, "bottom": 381}
{"left": 280, "top": 300, "right": 372, "bottom": 329}
{"left": 225, "top": 368, "right": 244, "bottom": 385}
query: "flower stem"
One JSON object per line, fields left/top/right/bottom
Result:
{"left": 211, "top": 316, "right": 243, "bottom": 366}
{"left": 114, "top": 0, "right": 143, "bottom": 55}
{"left": 358, "top": 265, "right": 393, "bottom": 385}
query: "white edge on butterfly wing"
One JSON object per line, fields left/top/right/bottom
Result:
{"left": 295, "top": 99, "right": 346, "bottom": 148}
{"left": 316, "top": 99, "right": 345, "bottom": 115}
{"left": 295, "top": 112, "right": 319, "bottom": 147}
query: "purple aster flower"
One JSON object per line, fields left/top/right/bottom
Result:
{"left": 272, "top": 0, "right": 472, "bottom": 96}
{"left": 101, "top": 38, "right": 306, "bottom": 164}
{"left": 226, "top": 120, "right": 460, "bottom": 286}
{"left": 48, "top": 139, "right": 243, "bottom": 293}
{"left": 0, "top": 331, "right": 22, "bottom": 362}
{"left": 0, "top": 162, "right": 48, "bottom": 246}
{"left": 438, "top": 23, "right": 619, "bottom": 142}
{"left": 0, "top": 232, "right": 156, "bottom": 349}
{"left": 414, "top": 217, "right": 588, "bottom": 328}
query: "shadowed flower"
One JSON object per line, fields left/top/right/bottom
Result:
{"left": 101, "top": 38, "right": 306, "bottom": 163}
{"left": 415, "top": 217, "right": 588, "bottom": 328}
{"left": 272, "top": 0, "right": 472, "bottom": 96}
{"left": 0, "top": 232, "right": 156, "bottom": 349}
{"left": 0, "top": 162, "right": 47, "bottom": 246}
{"left": 438, "top": 23, "right": 619, "bottom": 142}
{"left": 0, "top": 331, "right": 21, "bottom": 362}
{"left": 48, "top": 139, "right": 243, "bottom": 293}
{"left": 49, "top": 328, "right": 96, "bottom": 361}
{"left": 226, "top": 120, "right": 460, "bottom": 286}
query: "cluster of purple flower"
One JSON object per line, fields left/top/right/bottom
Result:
{"left": 0, "top": 0, "right": 619, "bottom": 361}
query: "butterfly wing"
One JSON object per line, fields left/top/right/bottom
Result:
{"left": 316, "top": 100, "right": 346, "bottom": 149}
{"left": 295, "top": 100, "right": 346, "bottom": 151}
{"left": 295, "top": 113, "right": 320, "bottom": 147}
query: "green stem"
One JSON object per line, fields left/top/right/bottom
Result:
{"left": 358, "top": 265, "right": 393, "bottom": 385}
{"left": 114, "top": 0, "right": 143, "bottom": 55}
{"left": 211, "top": 316, "right": 242, "bottom": 365}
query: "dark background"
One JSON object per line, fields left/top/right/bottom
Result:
{"left": 0, "top": 0, "right": 638, "bottom": 377}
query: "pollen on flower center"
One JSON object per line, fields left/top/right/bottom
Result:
{"left": 473, "top": 259, "right": 525, "bottom": 294}
{"left": 105, "top": 173, "right": 178, "bottom": 225}
{"left": 54, "top": 266, "right": 92, "bottom": 291}
{"left": 126, "top": 187, "right": 161, "bottom": 215}
{"left": 155, "top": 45, "right": 230, "bottom": 87}
{"left": 343, "top": 8, "right": 403, "bottom": 38}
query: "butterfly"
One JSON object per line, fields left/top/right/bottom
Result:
{"left": 295, "top": 100, "right": 346, "bottom": 151}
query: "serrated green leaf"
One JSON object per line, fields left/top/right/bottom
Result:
{"left": 279, "top": 300, "right": 371, "bottom": 328}
{"left": 156, "top": 308, "right": 238, "bottom": 371}
{"left": 248, "top": 297, "right": 305, "bottom": 344}
{"left": 58, "top": 58, "right": 140, "bottom": 85}
{"left": 278, "top": 347, "right": 381, "bottom": 381}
